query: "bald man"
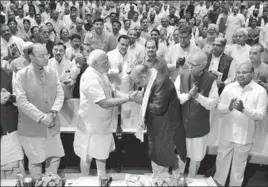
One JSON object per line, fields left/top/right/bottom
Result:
{"left": 214, "top": 63, "right": 268, "bottom": 186}
{"left": 130, "top": 64, "right": 186, "bottom": 178}
{"left": 73, "top": 49, "right": 136, "bottom": 185}
{"left": 15, "top": 44, "right": 65, "bottom": 179}
{"left": 174, "top": 51, "right": 219, "bottom": 177}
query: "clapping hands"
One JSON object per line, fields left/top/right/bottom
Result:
{"left": 189, "top": 85, "right": 199, "bottom": 99}
{"left": 228, "top": 98, "right": 244, "bottom": 112}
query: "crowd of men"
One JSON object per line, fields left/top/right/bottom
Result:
{"left": 1, "top": 0, "right": 268, "bottom": 186}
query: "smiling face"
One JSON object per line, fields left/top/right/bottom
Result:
{"left": 236, "top": 64, "right": 253, "bottom": 87}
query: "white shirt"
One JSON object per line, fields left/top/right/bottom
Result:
{"left": 65, "top": 47, "right": 81, "bottom": 61}
{"left": 225, "top": 44, "right": 251, "bottom": 70}
{"left": 41, "top": 12, "right": 51, "bottom": 23}
{"left": 136, "top": 37, "right": 146, "bottom": 47}
{"left": 259, "top": 23, "right": 268, "bottom": 50}
{"left": 217, "top": 81, "right": 268, "bottom": 144}
{"left": 174, "top": 74, "right": 219, "bottom": 109}
{"left": 107, "top": 48, "right": 137, "bottom": 80}
{"left": 48, "top": 57, "right": 80, "bottom": 82}
{"left": 128, "top": 42, "right": 146, "bottom": 64}
{"left": 165, "top": 43, "right": 200, "bottom": 81}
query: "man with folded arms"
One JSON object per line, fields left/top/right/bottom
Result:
{"left": 15, "top": 43, "right": 65, "bottom": 180}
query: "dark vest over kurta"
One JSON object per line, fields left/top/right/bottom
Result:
{"left": 146, "top": 74, "right": 186, "bottom": 167}
{"left": 1, "top": 68, "right": 18, "bottom": 136}
{"left": 206, "top": 53, "right": 233, "bottom": 94}
{"left": 180, "top": 70, "right": 215, "bottom": 138}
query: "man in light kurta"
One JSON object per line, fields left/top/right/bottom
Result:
{"left": 107, "top": 35, "right": 140, "bottom": 129}
{"left": 214, "top": 63, "right": 268, "bottom": 186}
{"left": 84, "top": 18, "right": 116, "bottom": 53}
{"left": 174, "top": 51, "right": 219, "bottom": 177}
{"left": 15, "top": 44, "right": 65, "bottom": 180}
{"left": 73, "top": 49, "right": 137, "bottom": 186}
{"left": 48, "top": 42, "right": 81, "bottom": 99}
{"left": 225, "top": 6, "right": 245, "bottom": 44}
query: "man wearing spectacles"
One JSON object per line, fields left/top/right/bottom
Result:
{"left": 174, "top": 51, "right": 219, "bottom": 177}
{"left": 206, "top": 37, "right": 236, "bottom": 95}
{"left": 14, "top": 43, "right": 65, "bottom": 180}
{"left": 214, "top": 63, "right": 268, "bottom": 186}
{"left": 48, "top": 42, "right": 82, "bottom": 99}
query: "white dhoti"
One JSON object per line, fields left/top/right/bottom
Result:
{"left": 18, "top": 131, "right": 65, "bottom": 164}
{"left": 74, "top": 128, "right": 115, "bottom": 161}
{"left": 1, "top": 131, "right": 25, "bottom": 179}
{"left": 1, "top": 131, "right": 24, "bottom": 166}
{"left": 186, "top": 135, "right": 208, "bottom": 162}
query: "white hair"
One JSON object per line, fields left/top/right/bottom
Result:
{"left": 86, "top": 49, "right": 107, "bottom": 66}
{"left": 235, "top": 27, "right": 248, "bottom": 37}
{"left": 191, "top": 51, "right": 208, "bottom": 65}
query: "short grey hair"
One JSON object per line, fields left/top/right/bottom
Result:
{"left": 87, "top": 49, "right": 107, "bottom": 66}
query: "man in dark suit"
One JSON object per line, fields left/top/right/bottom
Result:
{"left": 206, "top": 37, "right": 235, "bottom": 95}
{"left": 130, "top": 64, "right": 187, "bottom": 177}
{"left": 1, "top": 67, "right": 24, "bottom": 179}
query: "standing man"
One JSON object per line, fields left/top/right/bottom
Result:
{"left": 130, "top": 64, "right": 187, "bottom": 178}
{"left": 73, "top": 49, "right": 136, "bottom": 185}
{"left": 15, "top": 44, "right": 65, "bottom": 180}
{"left": 84, "top": 18, "right": 116, "bottom": 52}
{"left": 165, "top": 24, "right": 200, "bottom": 82}
{"left": 225, "top": 6, "right": 245, "bottom": 44}
{"left": 214, "top": 63, "right": 268, "bottom": 186}
{"left": 259, "top": 22, "right": 268, "bottom": 64}
{"left": 143, "top": 39, "right": 169, "bottom": 77}
{"left": 174, "top": 51, "right": 219, "bottom": 177}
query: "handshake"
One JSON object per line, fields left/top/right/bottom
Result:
{"left": 228, "top": 98, "right": 244, "bottom": 112}
{"left": 128, "top": 90, "right": 143, "bottom": 103}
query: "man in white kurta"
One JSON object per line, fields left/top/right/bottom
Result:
{"left": 259, "top": 23, "right": 268, "bottom": 64}
{"left": 174, "top": 52, "right": 219, "bottom": 177}
{"left": 226, "top": 28, "right": 251, "bottom": 71}
{"left": 15, "top": 44, "right": 65, "bottom": 180}
{"left": 48, "top": 42, "right": 81, "bottom": 99}
{"left": 107, "top": 35, "right": 140, "bottom": 129}
{"left": 73, "top": 49, "right": 137, "bottom": 185}
{"left": 166, "top": 24, "right": 200, "bottom": 82}
{"left": 225, "top": 6, "right": 245, "bottom": 44}
{"left": 214, "top": 63, "right": 268, "bottom": 186}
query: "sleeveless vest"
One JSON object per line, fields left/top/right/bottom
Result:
{"left": 180, "top": 70, "right": 215, "bottom": 138}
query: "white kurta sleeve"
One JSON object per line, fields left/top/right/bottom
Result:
{"left": 217, "top": 84, "right": 232, "bottom": 114}
{"left": 243, "top": 89, "right": 268, "bottom": 120}
{"left": 195, "top": 80, "right": 219, "bottom": 110}
{"left": 15, "top": 72, "right": 45, "bottom": 122}
{"left": 70, "top": 59, "right": 81, "bottom": 81}
{"left": 174, "top": 75, "right": 191, "bottom": 104}
{"left": 50, "top": 70, "right": 64, "bottom": 112}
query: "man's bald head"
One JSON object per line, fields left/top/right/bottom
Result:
{"left": 130, "top": 64, "right": 149, "bottom": 88}
{"left": 188, "top": 51, "right": 207, "bottom": 75}
{"left": 87, "top": 49, "right": 107, "bottom": 66}
{"left": 236, "top": 63, "right": 254, "bottom": 87}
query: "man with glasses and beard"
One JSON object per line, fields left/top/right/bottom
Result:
{"left": 174, "top": 51, "right": 219, "bottom": 177}
{"left": 15, "top": 43, "right": 65, "bottom": 180}
{"left": 214, "top": 63, "right": 267, "bottom": 186}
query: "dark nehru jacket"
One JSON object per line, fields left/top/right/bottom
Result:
{"left": 1, "top": 68, "right": 18, "bottom": 137}
{"left": 180, "top": 69, "right": 215, "bottom": 138}
{"left": 146, "top": 73, "right": 186, "bottom": 167}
